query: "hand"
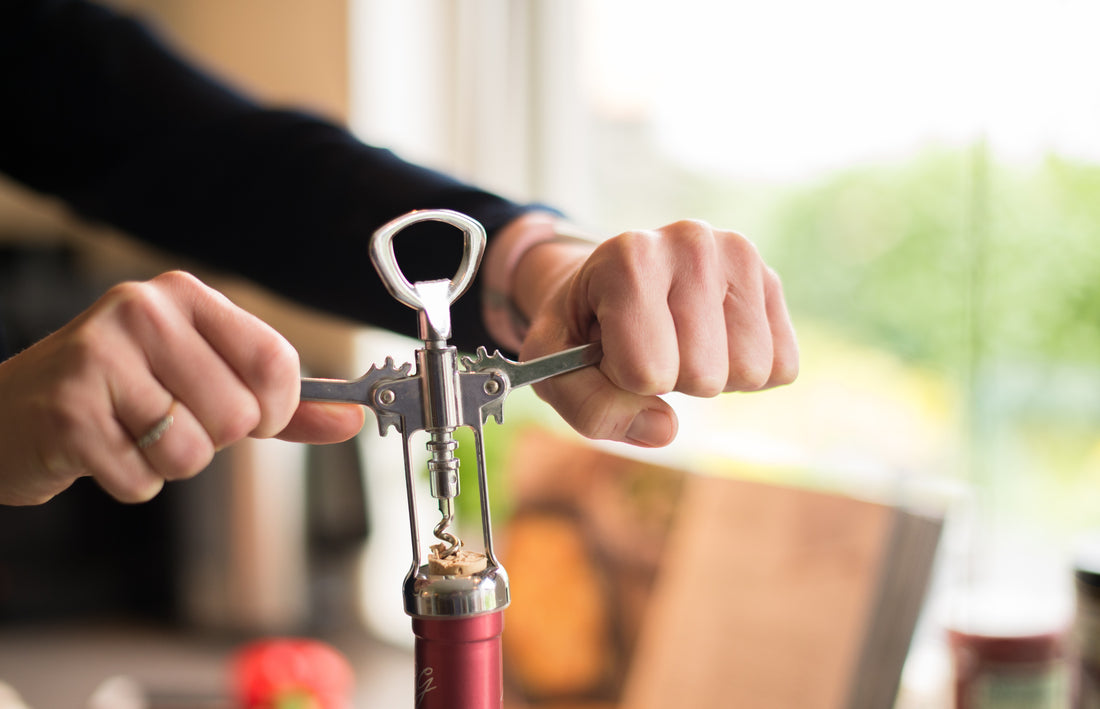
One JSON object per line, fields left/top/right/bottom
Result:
{"left": 513, "top": 219, "right": 798, "bottom": 447}
{"left": 0, "top": 271, "right": 364, "bottom": 505}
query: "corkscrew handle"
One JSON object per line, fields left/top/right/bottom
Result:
{"left": 370, "top": 209, "right": 486, "bottom": 343}
{"left": 369, "top": 209, "right": 486, "bottom": 311}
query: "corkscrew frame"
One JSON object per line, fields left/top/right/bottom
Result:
{"left": 300, "top": 208, "right": 601, "bottom": 616}
{"left": 298, "top": 209, "right": 607, "bottom": 707}
{"left": 367, "top": 209, "right": 510, "bottom": 617}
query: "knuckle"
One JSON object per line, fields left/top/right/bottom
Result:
{"left": 162, "top": 442, "right": 215, "bottom": 482}
{"left": 666, "top": 218, "right": 713, "bottom": 237}
{"left": 533, "top": 380, "right": 625, "bottom": 442}
{"left": 569, "top": 389, "right": 626, "bottom": 441}
{"left": 108, "top": 280, "right": 173, "bottom": 336}
{"left": 770, "top": 354, "right": 800, "bottom": 387}
{"left": 728, "top": 357, "right": 773, "bottom": 391}
{"left": 107, "top": 278, "right": 157, "bottom": 304}
{"left": 208, "top": 396, "right": 262, "bottom": 446}
{"left": 101, "top": 468, "right": 164, "bottom": 503}
{"left": 248, "top": 335, "right": 300, "bottom": 392}
{"left": 226, "top": 402, "right": 263, "bottom": 442}
{"left": 243, "top": 338, "right": 300, "bottom": 437}
{"left": 151, "top": 269, "right": 204, "bottom": 293}
{"left": 606, "top": 355, "right": 677, "bottom": 397}
{"left": 116, "top": 483, "right": 163, "bottom": 504}
{"left": 616, "top": 367, "right": 675, "bottom": 397}
{"left": 602, "top": 229, "right": 658, "bottom": 274}
{"left": 111, "top": 272, "right": 209, "bottom": 333}
{"left": 719, "top": 228, "right": 762, "bottom": 265}
{"left": 670, "top": 225, "right": 719, "bottom": 272}
{"left": 115, "top": 484, "right": 160, "bottom": 504}
{"left": 677, "top": 370, "right": 726, "bottom": 398}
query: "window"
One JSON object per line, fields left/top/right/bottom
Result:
{"left": 351, "top": 0, "right": 1100, "bottom": 700}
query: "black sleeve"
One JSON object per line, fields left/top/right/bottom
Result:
{"left": 0, "top": 0, "right": 550, "bottom": 351}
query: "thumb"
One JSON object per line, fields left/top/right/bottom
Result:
{"left": 277, "top": 402, "right": 366, "bottom": 444}
{"left": 531, "top": 366, "right": 679, "bottom": 448}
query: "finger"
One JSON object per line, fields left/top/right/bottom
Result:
{"left": 106, "top": 353, "right": 216, "bottom": 483}
{"left": 277, "top": 402, "right": 366, "bottom": 444}
{"left": 133, "top": 400, "right": 217, "bottom": 481}
{"left": 762, "top": 267, "right": 799, "bottom": 387}
{"left": 531, "top": 366, "right": 678, "bottom": 447}
{"left": 582, "top": 232, "right": 679, "bottom": 396}
{"left": 78, "top": 403, "right": 167, "bottom": 504}
{"left": 721, "top": 241, "right": 775, "bottom": 392}
{"left": 108, "top": 276, "right": 264, "bottom": 449}
{"left": 86, "top": 445, "right": 165, "bottom": 504}
{"left": 666, "top": 229, "right": 729, "bottom": 397}
{"left": 170, "top": 273, "right": 301, "bottom": 438}
{"left": 42, "top": 390, "right": 166, "bottom": 504}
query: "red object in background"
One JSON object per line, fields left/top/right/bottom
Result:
{"left": 232, "top": 638, "right": 354, "bottom": 709}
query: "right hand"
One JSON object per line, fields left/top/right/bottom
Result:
{"left": 513, "top": 219, "right": 798, "bottom": 447}
{"left": 0, "top": 270, "right": 364, "bottom": 505}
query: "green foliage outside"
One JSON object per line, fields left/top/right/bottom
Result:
{"left": 591, "top": 141, "right": 1100, "bottom": 533}
{"left": 758, "top": 147, "right": 1100, "bottom": 532}
{"left": 764, "top": 149, "right": 1100, "bottom": 372}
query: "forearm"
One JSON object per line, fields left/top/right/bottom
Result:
{"left": 0, "top": 0, "right": 548, "bottom": 351}
{"left": 481, "top": 212, "right": 598, "bottom": 352}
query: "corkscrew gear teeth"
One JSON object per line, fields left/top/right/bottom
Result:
{"left": 299, "top": 210, "right": 601, "bottom": 617}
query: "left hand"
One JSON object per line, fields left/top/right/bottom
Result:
{"left": 512, "top": 218, "right": 798, "bottom": 447}
{"left": 0, "top": 271, "right": 363, "bottom": 506}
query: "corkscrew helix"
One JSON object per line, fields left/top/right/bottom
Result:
{"left": 300, "top": 209, "right": 600, "bottom": 619}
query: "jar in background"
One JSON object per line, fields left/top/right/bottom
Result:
{"left": 949, "top": 627, "right": 1068, "bottom": 709}
{"left": 1074, "top": 558, "right": 1100, "bottom": 709}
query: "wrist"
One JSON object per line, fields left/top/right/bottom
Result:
{"left": 482, "top": 212, "right": 598, "bottom": 351}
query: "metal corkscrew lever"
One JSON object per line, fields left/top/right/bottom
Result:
{"left": 299, "top": 209, "right": 601, "bottom": 709}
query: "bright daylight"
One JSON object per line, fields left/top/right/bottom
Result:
{"left": 2, "top": 1, "right": 1100, "bottom": 708}
{"left": 573, "top": 0, "right": 1100, "bottom": 706}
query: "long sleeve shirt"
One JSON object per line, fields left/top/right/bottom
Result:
{"left": 0, "top": 0, "right": 547, "bottom": 352}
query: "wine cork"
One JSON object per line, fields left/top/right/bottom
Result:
{"left": 428, "top": 544, "right": 488, "bottom": 577}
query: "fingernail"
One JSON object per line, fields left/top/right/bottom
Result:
{"left": 626, "top": 409, "right": 674, "bottom": 447}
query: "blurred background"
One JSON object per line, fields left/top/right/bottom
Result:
{"left": 2, "top": 0, "right": 1099, "bottom": 707}
{"left": 354, "top": 1, "right": 1100, "bottom": 686}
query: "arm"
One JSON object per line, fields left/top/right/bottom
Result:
{"left": 0, "top": 0, "right": 547, "bottom": 352}
{"left": 0, "top": 1, "right": 796, "bottom": 508}
{"left": 0, "top": 0, "right": 540, "bottom": 503}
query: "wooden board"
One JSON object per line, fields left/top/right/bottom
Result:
{"left": 498, "top": 430, "right": 942, "bottom": 709}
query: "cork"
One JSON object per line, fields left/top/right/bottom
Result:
{"left": 428, "top": 544, "right": 488, "bottom": 577}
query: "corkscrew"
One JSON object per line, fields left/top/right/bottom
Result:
{"left": 300, "top": 209, "right": 601, "bottom": 709}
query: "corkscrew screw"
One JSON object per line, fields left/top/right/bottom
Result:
{"left": 300, "top": 209, "right": 600, "bottom": 709}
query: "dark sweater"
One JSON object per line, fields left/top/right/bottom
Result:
{"left": 0, "top": 0, "right": 546, "bottom": 351}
